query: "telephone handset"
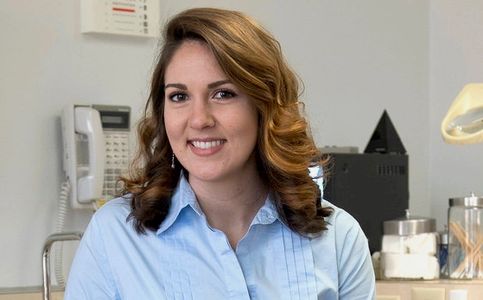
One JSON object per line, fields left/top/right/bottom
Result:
{"left": 61, "top": 104, "right": 131, "bottom": 209}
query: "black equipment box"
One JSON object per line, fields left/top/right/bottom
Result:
{"left": 323, "top": 153, "right": 409, "bottom": 253}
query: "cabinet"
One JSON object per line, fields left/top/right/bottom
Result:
{"left": 376, "top": 280, "right": 483, "bottom": 300}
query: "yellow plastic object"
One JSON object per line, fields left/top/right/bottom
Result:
{"left": 93, "top": 198, "right": 107, "bottom": 210}
{"left": 441, "top": 83, "right": 483, "bottom": 144}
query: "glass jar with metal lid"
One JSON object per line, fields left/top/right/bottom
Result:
{"left": 380, "top": 210, "right": 439, "bottom": 280}
{"left": 448, "top": 193, "right": 483, "bottom": 279}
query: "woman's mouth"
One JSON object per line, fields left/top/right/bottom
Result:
{"left": 190, "top": 139, "right": 226, "bottom": 149}
{"left": 188, "top": 139, "right": 226, "bottom": 155}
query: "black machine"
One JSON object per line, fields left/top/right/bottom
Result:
{"left": 322, "top": 111, "right": 409, "bottom": 253}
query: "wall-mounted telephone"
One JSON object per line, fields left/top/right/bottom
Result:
{"left": 61, "top": 104, "right": 131, "bottom": 209}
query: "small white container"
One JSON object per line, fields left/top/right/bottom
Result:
{"left": 380, "top": 210, "right": 439, "bottom": 280}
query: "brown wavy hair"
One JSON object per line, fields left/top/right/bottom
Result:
{"left": 121, "top": 7, "right": 332, "bottom": 235}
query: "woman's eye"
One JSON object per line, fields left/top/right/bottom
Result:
{"left": 213, "top": 90, "right": 236, "bottom": 100}
{"left": 168, "top": 93, "right": 188, "bottom": 102}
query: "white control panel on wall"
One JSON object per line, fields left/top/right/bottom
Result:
{"left": 81, "top": 0, "right": 160, "bottom": 37}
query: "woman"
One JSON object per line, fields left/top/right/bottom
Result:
{"left": 65, "top": 7, "right": 375, "bottom": 299}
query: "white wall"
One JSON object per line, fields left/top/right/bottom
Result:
{"left": 0, "top": 0, "right": 156, "bottom": 288}
{"left": 429, "top": 1, "right": 483, "bottom": 231}
{"left": 0, "top": 0, "right": 429, "bottom": 288}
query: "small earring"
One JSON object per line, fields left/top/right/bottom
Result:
{"left": 171, "top": 153, "right": 175, "bottom": 169}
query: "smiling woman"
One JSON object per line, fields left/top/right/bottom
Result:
{"left": 164, "top": 40, "right": 259, "bottom": 188}
{"left": 64, "top": 7, "right": 375, "bottom": 300}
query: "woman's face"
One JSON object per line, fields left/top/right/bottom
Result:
{"left": 163, "top": 40, "right": 259, "bottom": 184}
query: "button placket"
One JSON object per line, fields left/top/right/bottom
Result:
{"left": 212, "top": 229, "right": 251, "bottom": 299}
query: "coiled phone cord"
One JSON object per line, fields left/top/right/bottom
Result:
{"left": 54, "top": 180, "right": 70, "bottom": 288}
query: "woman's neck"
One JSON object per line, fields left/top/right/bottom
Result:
{"left": 189, "top": 169, "right": 267, "bottom": 249}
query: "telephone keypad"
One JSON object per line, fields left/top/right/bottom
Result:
{"left": 103, "top": 131, "right": 130, "bottom": 199}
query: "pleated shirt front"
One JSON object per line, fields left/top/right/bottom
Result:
{"left": 65, "top": 175, "right": 375, "bottom": 300}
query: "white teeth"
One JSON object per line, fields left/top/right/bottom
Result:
{"left": 191, "top": 140, "right": 224, "bottom": 149}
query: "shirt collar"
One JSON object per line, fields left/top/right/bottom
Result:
{"left": 156, "top": 173, "right": 281, "bottom": 235}
{"left": 156, "top": 173, "right": 202, "bottom": 235}
{"left": 251, "top": 192, "right": 279, "bottom": 226}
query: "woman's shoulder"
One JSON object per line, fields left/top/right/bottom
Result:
{"left": 312, "top": 199, "right": 368, "bottom": 251}
{"left": 322, "top": 199, "right": 360, "bottom": 230}
{"left": 92, "top": 195, "right": 133, "bottom": 224}
{"left": 317, "top": 199, "right": 375, "bottom": 297}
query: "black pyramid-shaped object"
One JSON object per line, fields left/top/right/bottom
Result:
{"left": 364, "top": 110, "right": 406, "bottom": 154}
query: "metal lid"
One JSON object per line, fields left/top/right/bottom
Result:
{"left": 383, "top": 210, "right": 436, "bottom": 235}
{"left": 449, "top": 192, "right": 483, "bottom": 207}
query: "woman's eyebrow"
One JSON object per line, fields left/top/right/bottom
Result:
{"left": 164, "top": 83, "right": 187, "bottom": 90}
{"left": 164, "top": 80, "right": 231, "bottom": 90}
{"left": 207, "top": 79, "right": 231, "bottom": 89}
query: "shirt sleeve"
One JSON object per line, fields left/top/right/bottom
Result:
{"left": 64, "top": 215, "right": 119, "bottom": 300}
{"left": 335, "top": 212, "right": 376, "bottom": 300}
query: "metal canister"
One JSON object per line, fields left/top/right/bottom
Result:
{"left": 380, "top": 210, "right": 439, "bottom": 280}
{"left": 448, "top": 193, "right": 483, "bottom": 279}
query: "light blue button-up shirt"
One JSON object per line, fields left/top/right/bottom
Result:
{"left": 65, "top": 175, "right": 375, "bottom": 299}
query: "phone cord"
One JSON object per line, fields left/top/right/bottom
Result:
{"left": 54, "top": 180, "right": 70, "bottom": 288}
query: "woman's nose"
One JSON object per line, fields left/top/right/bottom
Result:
{"left": 189, "top": 100, "right": 215, "bottom": 129}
